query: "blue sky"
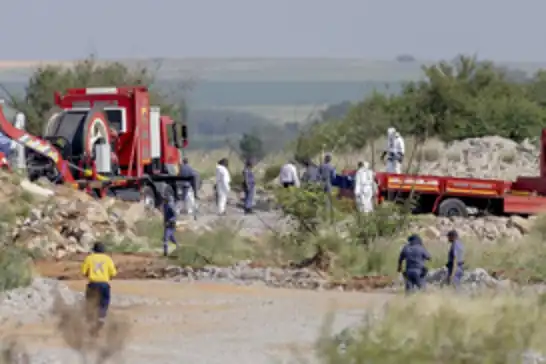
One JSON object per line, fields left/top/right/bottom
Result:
{"left": 1, "top": 0, "right": 544, "bottom": 61}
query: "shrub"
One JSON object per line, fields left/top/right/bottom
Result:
{"left": 317, "top": 291, "right": 546, "bottom": 364}
{"left": 168, "top": 221, "right": 256, "bottom": 267}
{"left": 263, "top": 164, "right": 282, "bottom": 184}
{"left": 0, "top": 247, "right": 32, "bottom": 292}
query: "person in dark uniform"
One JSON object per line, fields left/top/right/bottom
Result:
{"left": 445, "top": 230, "right": 465, "bottom": 288}
{"left": 397, "top": 234, "right": 431, "bottom": 294}
{"left": 162, "top": 195, "right": 179, "bottom": 256}
{"left": 242, "top": 159, "right": 255, "bottom": 214}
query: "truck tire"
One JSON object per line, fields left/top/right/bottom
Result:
{"left": 438, "top": 198, "right": 468, "bottom": 218}
{"left": 141, "top": 185, "right": 157, "bottom": 209}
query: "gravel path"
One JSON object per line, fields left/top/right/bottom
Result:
{"left": 1, "top": 279, "right": 392, "bottom": 364}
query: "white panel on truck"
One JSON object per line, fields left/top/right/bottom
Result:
{"left": 149, "top": 106, "right": 161, "bottom": 159}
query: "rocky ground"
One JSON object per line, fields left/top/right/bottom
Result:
{"left": 0, "top": 134, "right": 545, "bottom": 362}
{"left": 0, "top": 278, "right": 393, "bottom": 364}
{"left": 415, "top": 135, "right": 539, "bottom": 180}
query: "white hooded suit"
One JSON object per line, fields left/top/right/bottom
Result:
{"left": 386, "top": 128, "right": 405, "bottom": 174}
{"left": 215, "top": 164, "right": 231, "bottom": 214}
{"left": 354, "top": 162, "right": 376, "bottom": 213}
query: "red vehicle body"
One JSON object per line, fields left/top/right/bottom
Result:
{"left": 0, "top": 86, "right": 190, "bottom": 207}
{"left": 339, "top": 129, "right": 546, "bottom": 217}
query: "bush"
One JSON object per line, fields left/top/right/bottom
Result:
{"left": 317, "top": 291, "right": 546, "bottom": 364}
{"left": 5, "top": 55, "right": 178, "bottom": 134}
{"left": 297, "top": 55, "right": 546, "bottom": 158}
{"left": 0, "top": 247, "right": 32, "bottom": 292}
{"left": 263, "top": 164, "right": 282, "bottom": 184}
{"left": 273, "top": 185, "right": 416, "bottom": 276}
{"left": 168, "top": 221, "right": 258, "bottom": 267}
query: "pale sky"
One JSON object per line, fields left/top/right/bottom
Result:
{"left": 1, "top": 0, "right": 544, "bottom": 61}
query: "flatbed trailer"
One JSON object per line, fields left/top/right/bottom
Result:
{"left": 338, "top": 129, "right": 546, "bottom": 217}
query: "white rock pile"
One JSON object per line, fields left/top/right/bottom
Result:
{"left": 414, "top": 215, "right": 537, "bottom": 241}
{"left": 417, "top": 136, "right": 539, "bottom": 180}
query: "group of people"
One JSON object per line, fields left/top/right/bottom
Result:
{"left": 398, "top": 230, "right": 464, "bottom": 293}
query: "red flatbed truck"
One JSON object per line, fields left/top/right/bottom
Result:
{"left": 339, "top": 129, "right": 546, "bottom": 217}
{"left": 0, "top": 86, "right": 192, "bottom": 208}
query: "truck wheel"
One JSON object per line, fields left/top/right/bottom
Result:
{"left": 438, "top": 198, "right": 468, "bottom": 218}
{"left": 141, "top": 185, "right": 157, "bottom": 209}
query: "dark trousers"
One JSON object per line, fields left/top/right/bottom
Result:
{"left": 405, "top": 269, "right": 425, "bottom": 294}
{"left": 282, "top": 181, "right": 295, "bottom": 188}
{"left": 163, "top": 226, "right": 178, "bottom": 255}
{"left": 0, "top": 143, "right": 11, "bottom": 159}
{"left": 447, "top": 265, "right": 464, "bottom": 288}
{"left": 244, "top": 186, "right": 255, "bottom": 211}
{"left": 86, "top": 282, "right": 111, "bottom": 319}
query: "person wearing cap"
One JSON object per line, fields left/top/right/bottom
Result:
{"left": 446, "top": 230, "right": 465, "bottom": 288}
{"left": 161, "top": 194, "right": 179, "bottom": 256}
{"left": 81, "top": 242, "right": 117, "bottom": 332}
{"left": 397, "top": 234, "right": 431, "bottom": 293}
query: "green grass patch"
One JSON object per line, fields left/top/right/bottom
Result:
{"left": 317, "top": 290, "right": 546, "bottom": 364}
{"left": 0, "top": 247, "right": 33, "bottom": 292}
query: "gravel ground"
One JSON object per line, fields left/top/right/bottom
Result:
{"left": 0, "top": 279, "right": 390, "bottom": 364}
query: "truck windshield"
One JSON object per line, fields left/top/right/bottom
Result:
{"left": 105, "top": 109, "right": 123, "bottom": 132}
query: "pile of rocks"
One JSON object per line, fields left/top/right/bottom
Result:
{"left": 414, "top": 214, "right": 537, "bottom": 241}
{"left": 166, "top": 260, "right": 329, "bottom": 290}
{"left": 0, "top": 278, "right": 77, "bottom": 322}
{"left": 164, "top": 260, "right": 507, "bottom": 292}
{"left": 418, "top": 136, "right": 539, "bottom": 180}
{"left": 2, "top": 176, "right": 159, "bottom": 258}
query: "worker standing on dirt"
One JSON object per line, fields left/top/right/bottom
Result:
{"left": 215, "top": 158, "right": 231, "bottom": 215}
{"left": 301, "top": 158, "right": 320, "bottom": 184}
{"left": 382, "top": 127, "right": 405, "bottom": 174}
{"left": 445, "top": 230, "right": 465, "bottom": 288}
{"left": 242, "top": 159, "right": 255, "bottom": 214}
{"left": 81, "top": 242, "right": 117, "bottom": 333}
{"left": 318, "top": 154, "right": 336, "bottom": 192}
{"left": 354, "top": 161, "right": 376, "bottom": 213}
{"left": 397, "top": 234, "right": 431, "bottom": 294}
{"left": 162, "top": 195, "right": 179, "bottom": 256}
{"left": 318, "top": 154, "right": 337, "bottom": 212}
{"left": 180, "top": 157, "right": 198, "bottom": 215}
{"left": 279, "top": 159, "right": 300, "bottom": 188}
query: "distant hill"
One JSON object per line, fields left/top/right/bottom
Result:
{"left": 1, "top": 58, "right": 546, "bottom": 82}
{"left": 0, "top": 79, "right": 402, "bottom": 108}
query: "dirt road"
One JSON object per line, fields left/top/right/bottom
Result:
{"left": 2, "top": 279, "right": 392, "bottom": 364}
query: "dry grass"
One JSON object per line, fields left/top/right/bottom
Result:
{"left": 184, "top": 148, "right": 289, "bottom": 182}
{"left": 329, "top": 136, "right": 445, "bottom": 171}
{"left": 318, "top": 290, "right": 546, "bottom": 363}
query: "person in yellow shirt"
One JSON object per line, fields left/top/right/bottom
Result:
{"left": 81, "top": 242, "right": 117, "bottom": 328}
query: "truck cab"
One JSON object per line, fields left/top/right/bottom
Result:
{"left": 42, "top": 86, "right": 188, "bottom": 179}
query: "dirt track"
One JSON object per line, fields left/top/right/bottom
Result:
{"left": 2, "top": 279, "right": 392, "bottom": 363}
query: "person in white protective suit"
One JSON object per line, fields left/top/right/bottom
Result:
{"left": 354, "top": 161, "right": 376, "bottom": 213}
{"left": 382, "top": 127, "right": 405, "bottom": 174}
{"left": 215, "top": 158, "right": 231, "bottom": 215}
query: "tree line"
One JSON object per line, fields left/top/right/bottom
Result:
{"left": 0, "top": 55, "right": 296, "bottom": 155}
{"left": 294, "top": 55, "right": 546, "bottom": 158}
